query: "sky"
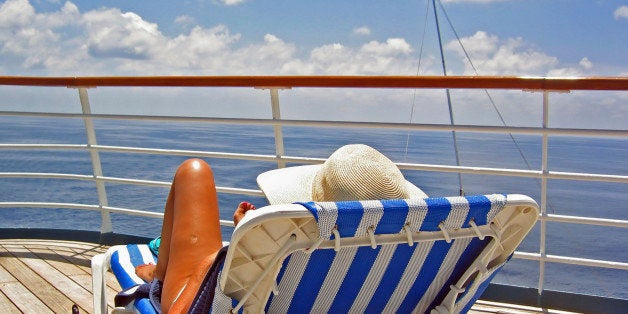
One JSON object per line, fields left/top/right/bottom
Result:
{"left": 0, "top": 0, "right": 626, "bottom": 128}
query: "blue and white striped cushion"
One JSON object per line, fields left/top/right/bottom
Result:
{"left": 110, "top": 244, "right": 158, "bottom": 314}
{"left": 110, "top": 244, "right": 236, "bottom": 314}
{"left": 266, "top": 194, "right": 506, "bottom": 313}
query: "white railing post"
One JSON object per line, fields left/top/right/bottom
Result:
{"left": 270, "top": 88, "right": 286, "bottom": 169}
{"left": 538, "top": 91, "right": 550, "bottom": 294}
{"left": 78, "top": 88, "right": 112, "bottom": 234}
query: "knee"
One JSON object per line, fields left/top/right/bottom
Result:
{"left": 175, "top": 158, "right": 213, "bottom": 180}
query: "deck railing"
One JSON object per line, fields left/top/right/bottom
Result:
{"left": 0, "top": 76, "right": 627, "bottom": 296}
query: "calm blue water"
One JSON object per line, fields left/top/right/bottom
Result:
{"left": 0, "top": 116, "right": 626, "bottom": 299}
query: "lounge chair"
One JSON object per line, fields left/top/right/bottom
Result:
{"left": 91, "top": 193, "right": 538, "bottom": 313}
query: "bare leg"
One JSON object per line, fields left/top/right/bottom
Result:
{"left": 156, "top": 159, "right": 224, "bottom": 312}
{"left": 134, "top": 159, "right": 257, "bottom": 313}
{"left": 167, "top": 201, "right": 256, "bottom": 313}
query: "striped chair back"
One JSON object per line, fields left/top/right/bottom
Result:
{"left": 263, "top": 194, "right": 515, "bottom": 313}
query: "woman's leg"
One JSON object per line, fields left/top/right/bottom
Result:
{"left": 134, "top": 158, "right": 258, "bottom": 312}
{"left": 166, "top": 201, "right": 256, "bottom": 313}
{"left": 155, "top": 158, "right": 224, "bottom": 313}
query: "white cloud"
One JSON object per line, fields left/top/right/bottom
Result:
{"left": 446, "top": 31, "right": 560, "bottom": 75}
{"left": 353, "top": 26, "right": 371, "bottom": 36}
{"left": 450, "top": 31, "right": 499, "bottom": 58}
{"left": 0, "top": 1, "right": 422, "bottom": 76}
{"left": 0, "top": 0, "right": 82, "bottom": 70}
{"left": 218, "top": 0, "right": 247, "bottom": 6}
{"left": 174, "top": 14, "right": 195, "bottom": 26}
{"left": 140, "top": 25, "right": 241, "bottom": 73}
{"left": 579, "top": 57, "right": 593, "bottom": 70}
{"left": 83, "top": 9, "right": 163, "bottom": 60}
{"left": 544, "top": 56, "right": 595, "bottom": 77}
{"left": 614, "top": 5, "right": 628, "bottom": 19}
{"left": 304, "top": 38, "right": 415, "bottom": 75}
{"left": 0, "top": 0, "right": 35, "bottom": 27}
{"left": 362, "top": 38, "right": 412, "bottom": 55}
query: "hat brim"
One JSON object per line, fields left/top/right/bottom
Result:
{"left": 257, "top": 165, "right": 427, "bottom": 205}
{"left": 257, "top": 165, "right": 321, "bottom": 205}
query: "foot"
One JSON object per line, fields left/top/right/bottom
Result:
{"left": 135, "top": 263, "right": 156, "bottom": 282}
{"left": 233, "top": 201, "right": 256, "bottom": 227}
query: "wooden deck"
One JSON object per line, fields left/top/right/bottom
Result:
{"left": 0, "top": 239, "right": 118, "bottom": 313}
{"left": 0, "top": 239, "right": 575, "bottom": 314}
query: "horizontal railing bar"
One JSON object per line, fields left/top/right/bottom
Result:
{"left": 1, "top": 111, "right": 626, "bottom": 138}
{"left": 0, "top": 143, "right": 88, "bottom": 150}
{"left": 102, "top": 206, "right": 235, "bottom": 227}
{"left": 0, "top": 172, "right": 94, "bottom": 181}
{"left": 97, "top": 176, "right": 265, "bottom": 197}
{"left": 215, "top": 187, "right": 265, "bottom": 197}
{"left": 514, "top": 252, "right": 628, "bottom": 271}
{"left": 0, "top": 173, "right": 266, "bottom": 197}
{"left": 102, "top": 206, "right": 163, "bottom": 219}
{"left": 544, "top": 171, "right": 628, "bottom": 183}
{"left": 94, "top": 145, "right": 278, "bottom": 161}
{"left": 97, "top": 176, "right": 170, "bottom": 188}
{"left": 91, "top": 145, "right": 323, "bottom": 167}
{"left": 0, "top": 202, "right": 235, "bottom": 227}
{"left": 396, "top": 163, "right": 628, "bottom": 183}
{"left": 0, "top": 202, "right": 100, "bottom": 211}
{"left": 1, "top": 75, "right": 627, "bottom": 91}
{"left": 543, "top": 214, "right": 628, "bottom": 228}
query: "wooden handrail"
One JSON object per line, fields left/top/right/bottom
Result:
{"left": 0, "top": 75, "right": 626, "bottom": 90}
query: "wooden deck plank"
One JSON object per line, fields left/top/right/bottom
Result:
{"left": 0, "top": 245, "right": 90, "bottom": 313}
{"left": 0, "top": 240, "right": 119, "bottom": 313}
{"left": 1, "top": 239, "right": 108, "bottom": 251}
{"left": 70, "top": 273, "right": 117, "bottom": 311}
{"left": 471, "top": 300, "right": 578, "bottom": 314}
{"left": 0, "top": 266, "right": 23, "bottom": 314}
{"left": 0, "top": 264, "right": 16, "bottom": 283}
{"left": 0, "top": 288, "right": 22, "bottom": 314}
{"left": 0, "top": 282, "right": 53, "bottom": 314}
{"left": 50, "top": 247, "right": 93, "bottom": 273}
{"left": 66, "top": 245, "right": 123, "bottom": 292}
{"left": 28, "top": 246, "right": 87, "bottom": 276}
{"left": 29, "top": 246, "right": 116, "bottom": 310}
{"left": 36, "top": 244, "right": 120, "bottom": 302}
{"left": 0, "top": 253, "right": 55, "bottom": 313}
{"left": 30, "top": 242, "right": 118, "bottom": 312}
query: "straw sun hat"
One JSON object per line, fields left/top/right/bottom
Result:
{"left": 257, "top": 144, "right": 428, "bottom": 205}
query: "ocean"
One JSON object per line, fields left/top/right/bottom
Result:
{"left": 0, "top": 116, "right": 626, "bottom": 299}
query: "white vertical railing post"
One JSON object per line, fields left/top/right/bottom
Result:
{"left": 270, "top": 89, "right": 286, "bottom": 169}
{"left": 538, "top": 91, "right": 550, "bottom": 294}
{"left": 78, "top": 88, "right": 112, "bottom": 234}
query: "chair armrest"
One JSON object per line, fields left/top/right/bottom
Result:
{"left": 92, "top": 245, "right": 127, "bottom": 314}
{"left": 91, "top": 252, "right": 110, "bottom": 314}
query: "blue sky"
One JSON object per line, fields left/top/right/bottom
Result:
{"left": 0, "top": 0, "right": 626, "bottom": 128}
